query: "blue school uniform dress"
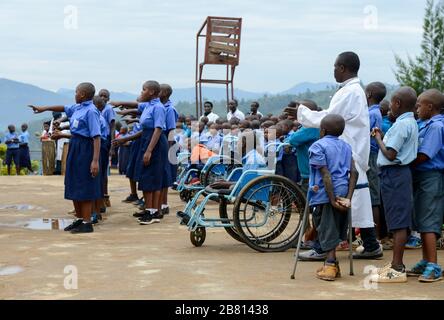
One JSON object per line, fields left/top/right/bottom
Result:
{"left": 135, "top": 98, "right": 169, "bottom": 192}
{"left": 98, "top": 113, "right": 110, "bottom": 197}
{"left": 4, "top": 132, "right": 20, "bottom": 166}
{"left": 125, "top": 122, "right": 142, "bottom": 180}
{"left": 164, "top": 100, "right": 179, "bottom": 187}
{"left": 64, "top": 100, "right": 102, "bottom": 201}
{"left": 412, "top": 114, "right": 444, "bottom": 236}
{"left": 377, "top": 112, "right": 418, "bottom": 232}
{"left": 118, "top": 133, "right": 130, "bottom": 175}
{"left": 308, "top": 135, "right": 352, "bottom": 252}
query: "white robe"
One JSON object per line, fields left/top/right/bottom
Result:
{"left": 297, "top": 77, "right": 374, "bottom": 228}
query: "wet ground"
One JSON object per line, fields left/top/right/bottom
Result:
{"left": 0, "top": 175, "right": 443, "bottom": 300}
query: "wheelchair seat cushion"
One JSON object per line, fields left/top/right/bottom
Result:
{"left": 204, "top": 182, "right": 234, "bottom": 196}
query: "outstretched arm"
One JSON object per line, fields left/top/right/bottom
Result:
{"left": 109, "top": 101, "right": 139, "bottom": 109}
{"left": 112, "top": 130, "right": 142, "bottom": 146}
{"left": 117, "top": 109, "right": 140, "bottom": 116}
{"left": 28, "top": 105, "right": 65, "bottom": 114}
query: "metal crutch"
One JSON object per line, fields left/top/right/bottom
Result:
{"left": 290, "top": 199, "right": 310, "bottom": 279}
{"left": 348, "top": 208, "right": 354, "bottom": 275}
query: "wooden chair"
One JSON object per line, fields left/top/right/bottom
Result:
{"left": 195, "top": 17, "right": 242, "bottom": 116}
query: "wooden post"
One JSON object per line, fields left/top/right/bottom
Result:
{"left": 61, "top": 142, "right": 69, "bottom": 176}
{"left": 41, "top": 140, "right": 55, "bottom": 175}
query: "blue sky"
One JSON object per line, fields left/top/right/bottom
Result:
{"left": 0, "top": 0, "right": 426, "bottom": 93}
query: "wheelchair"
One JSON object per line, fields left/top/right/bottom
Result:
{"left": 175, "top": 136, "right": 242, "bottom": 202}
{"left": 176, "top": 142, "right": 307, "bottom": 252}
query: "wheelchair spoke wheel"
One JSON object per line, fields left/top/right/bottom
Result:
{"left": 190, "top": 227, "right": 206, "bottom": 247}
{"left": 219, "top": 198, "right": 244, "bottom": 243}
{"left": 233, "top": 175, "right": 306, "bottom": 252}
{"left": 201, "top": 159, "right": 242, "bottom": 187}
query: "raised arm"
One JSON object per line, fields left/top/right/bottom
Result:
{"left": 28, "top": 105, "right": 65, "bottom": 114}
{"left": 109, "top": 101, "right": 139, "bottom": 109}
{"left": 112, "top": 130, "right": 142, "bottom": 146}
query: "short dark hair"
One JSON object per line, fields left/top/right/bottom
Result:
{"left": 337, "top": 51, "right": 360, "bottom": 73}
{"left": 204, "top": 101, "right": 213, "bottom": 108}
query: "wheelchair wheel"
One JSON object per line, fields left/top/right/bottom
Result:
{"left": 219, "top": 198, "right": 244, "bottom": 243}
{"left": 201, "top": 160, "right": 242, "bottom": 187}
{"left": 190, "top": 227, "right": 206, "bottom": 247}
{"left": 233, "top": 175, "right": 306, "bottom": 252}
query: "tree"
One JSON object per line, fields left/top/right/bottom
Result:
{"left": 394, "top": 0, "right": 444, "bottom": 93}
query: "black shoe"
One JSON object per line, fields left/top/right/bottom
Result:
{"left": 352, "top": 246, "right": 383, "bottom": 259}
{"left": 162, "top": 207, "right": 170, "bottom": 215}
{"left": 100, "top": 207, "right": 106, "bottom": 214}
{"left": 70, "top": 222, "right": 94, "bottom": 233}
{"left": 139, "top": 211, "right": 162, "bottom": 225}
{"left": 64, "top": 219, "right": 83, "bottom": 231}
{"left": 122, "top": 194, "right": 139, "bottom": 203}
{"left": 133, "top": 211, "right": 146, "bottom": 218}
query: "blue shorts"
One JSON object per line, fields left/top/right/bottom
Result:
{"left": 5, "top": 148, "right": 19, "bottom": 166}
{"left": 413, "top": 170, "right": 444, "bottom": 236}
{"left": 380, "top": 166, "right": 413, "bottom": 232}
{"left": 367, "top": 151, "right": 381, "bottom": 206}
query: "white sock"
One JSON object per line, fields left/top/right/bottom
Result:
{"left": 147, "top": 208, "right": 157, "bottom": 215}
{"left": 161, "top": 204, "right": 169, "bottom": 209}
{"left": 411, "top": 231, "right": 420, "bottom": 238}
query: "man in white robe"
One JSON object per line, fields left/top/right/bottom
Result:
{"left": 290, "top": 52, "right": 383, "bottom": 260}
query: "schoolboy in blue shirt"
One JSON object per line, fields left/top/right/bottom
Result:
{"left": 365, "top": 82, "right": 386, "bottom": 240}
{"left": 160, "top": 84, "right": 179, "bottom": 215}
{"left": 4, "top": 125, "right": 20, "bottom": 175}
{"left": 29, "top": 82, "right": 101, "bottom": 234}
{"left": 371, "top": 86, "right": 419, "bottom": 283}
{"left": 308, "top": 114, "right": 358, "bottom": 281}
{"left": 18, "top": 123, "right": 34, "bottom": 173}
{"left": 407, "top": 89, "right": 444, "bottom": 282}
{"left": 287, "top": 100, "right": 320, "bottom": 195}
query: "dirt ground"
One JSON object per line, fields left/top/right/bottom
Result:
{"left": 0, "top": 174, "right": 443, "bottom": 300}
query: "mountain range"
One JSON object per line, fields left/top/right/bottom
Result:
{"left": 0, "top": 77, "right": 335, "bottom": 129}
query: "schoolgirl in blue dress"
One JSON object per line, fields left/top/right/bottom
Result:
{"left": 29, "top": 82, "right": 101, "bottom": 234}
{"left": 159, "top": 84, "right": 179, "bottom": 215}
{"left": 110, "top": 81, "right": 167, "bottom": 225}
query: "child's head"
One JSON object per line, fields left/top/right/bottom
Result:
{"left": 185, "top": 116, "right": 192, "bottom": 127}
{"left": 198, "top": 121, "right": 205, "bottom": 133}
{"left": 8, "top": 124, "right": 15, "bottom": 133}
{"left": 320, "top": 114, "right": 345, "bottom": 138}
{"left": 251, "top": 120, "right": 261, "bottom": 130}
{"left": 416, "top": 89, "right": 444, "bottom": 120}
{"left": 120, "top": 126, "right": 128, "bottom": 135}
{"left": 261, "top": 120, "right": 275, "bottom": 130}
{"left": 140, "top": 80, "right": 160, "bottom": 102}
{"left": 239, "top": 120, "right": 251, "bottom": 131}
{"left": 75, "top": 82, "right": 96, "bottom": 104}
{"left": 115, "top": 121, "right": 122, "bottom": 132}
{"left": 93, "top": 95, "right": 106, "bottom": 112}
{"left": 292, "top": 120, "right": 300, "bottom": 132}
{"left": 159, "top": 84, "right": 173, "bottom": 102}
{"left": 231, "top": 125, "right": 239, "bottom": 135}
{"left": 380, "top": 99, "right": 390, "bottom": 116}
{"left": 98, "top": 89, "right": 110, "bottom": 103}
{"left": 270, "top": 116, "right": 279, "bottom": 124}
{"left": 209, "top": 123, "right": 218, "bottom": 135}
{"left": 300, "top": 99, "right": 318, "bottom": 111}
{"left": 21, "top": 123, "right": 28, "bottom": 132}
{"left": 278, "top": 119, "right": 293, "bottom": 135}
{"left": 176, "top": 121, "right": 183, "bottom": 131}
{"left": 390, "top": 86, "right": 417, "bottom": 119}
{"left": 229, "top": 117, "right": 240, "bottom": 126}
{"left": 43, "top": 121, "right": 50, "bottom": 132}
{"left": 365, "top": 82, "right": 387, "bottom": 106}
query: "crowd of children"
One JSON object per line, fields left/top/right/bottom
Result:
{"left": 23, "top": 66, "right": 444, "bottom": 284}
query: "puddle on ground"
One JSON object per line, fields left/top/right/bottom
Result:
{"left": 0, "top": 204, "right": 47, "bottom": 211}
{"left": 0, "top": 218, "right": 73, "bottom": 230}
{"left": 0, "top": 265, "right": 24, "bottom": 276}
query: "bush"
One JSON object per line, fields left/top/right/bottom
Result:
{"left": 0, "top": 156, "right": 40, "bottom": 175}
